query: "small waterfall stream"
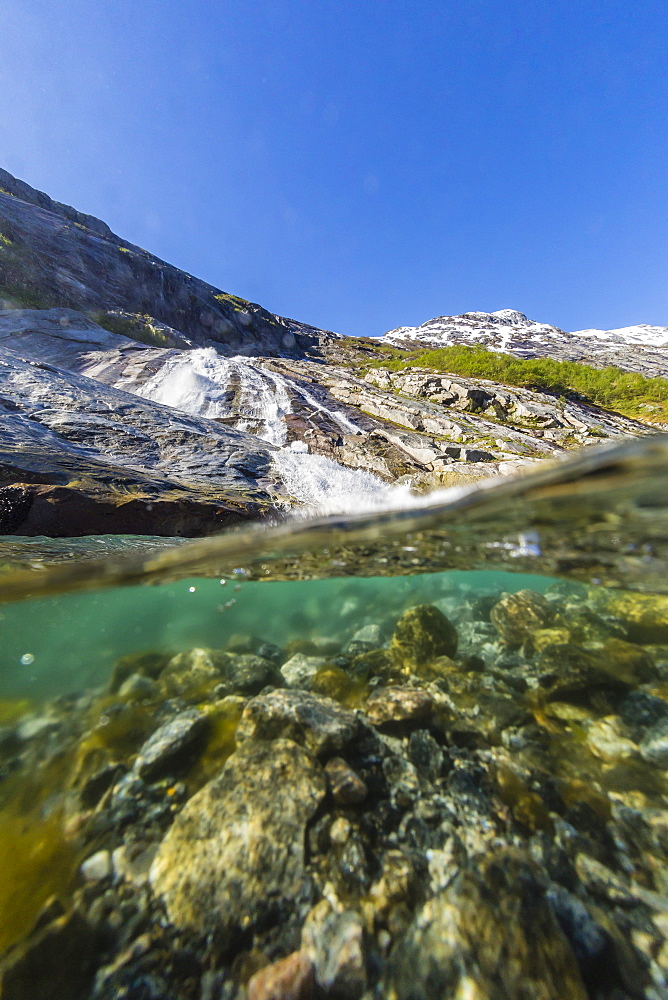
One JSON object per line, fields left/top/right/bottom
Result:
{"left": 136, "top": 347, "right": 404, "bottom": 513}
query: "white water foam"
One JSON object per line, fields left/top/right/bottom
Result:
{"left": 135, "top": 347, "right": 406, "bottom": 513}
{"left": 136, "top": 347, "right": 291, "bottom": 446}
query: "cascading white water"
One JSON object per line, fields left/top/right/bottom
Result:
{"left": 136, "top": 348, "right": 291, "bottom": 446}
{"left": 136, "top": 347, "right": 408, "bottom": 513}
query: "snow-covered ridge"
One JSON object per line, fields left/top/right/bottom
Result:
{"left": 380, "top": 310, "right": 668, "bottom": 378}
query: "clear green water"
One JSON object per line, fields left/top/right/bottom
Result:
{"left": 0, "top": 569, "right": 561, "bottom": 700}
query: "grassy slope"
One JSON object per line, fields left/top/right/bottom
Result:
{"left": 365, "top": 343, "right": 668, "bottom": 423}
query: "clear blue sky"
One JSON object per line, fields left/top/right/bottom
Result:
{"left": 0, "top": 0, "right": 666, "bottom": 336}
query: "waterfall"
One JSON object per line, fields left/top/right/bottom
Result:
{"left": 136, "top": 348, "right": 291, "bottom": 446}
{"left": 135, "top": 348, "right": 406, "bottom": 513}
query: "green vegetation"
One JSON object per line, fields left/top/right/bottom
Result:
{"left": 90, "top": 310, "right": 178, "bottom": 348}
{"left": 372, "top": 343, "right": 668, "bottom": 423}
{"left": 0, "top": 233, "right": 13, "bottom": 247}
{"left": 213, "top": 291, "right": 249, "bottom": 311}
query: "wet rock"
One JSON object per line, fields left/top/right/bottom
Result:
{"left": 546, "top": 885, "right": 613, "bottom": 986}
{"left": 639, "top": 717, "right": 668, "bottom": 768}
{"left": 537, "top": 643, "right": 640, "bottom": 703}
{"left": 133, "top": 708, "right": 208, "bottom": 780}
{"left": 619, "top": 690, "right": 668, "bottom": 742}
{"left": 301, "top": 901, "right": 367, "bottom": 1000}
{"left": 109, "top": 650, "right": 172, "bottom": 694}
{"left": 16, "top": 715, "right": 58, "bottom": 741}
{"left": 159, "top": 647, "right": 230, "bottom": 698}
{"left": 247, "top": 951, "right": 314, "bottom": 1000}
{"left": 365, "top": 687, "right": 433, "bottom": 728}
{"left": 111, "top": 842, "right": 159, "bottom": 887}
{"left": 117, "top": 673, "right": 155, "bottom": 700}
{"left": 490, "top": 589, "right": 555, "bottom": 646}
{"left": 0, "top": 909, "right": 97, "bottom": 1000}
{"left": 586, "top": 716, "right": 638, "bottom": 763}
{"left": 236, "top": 689, "right": 362, "bottom": 757}
{"left": 80, "top": 850, "right": 112, "bottom": 882}
{"left": 384, "top": 850, "right": 587, "bottom": 1000}
{"left": 150, "top": 739, "right": 326, "bottom": 937}
{"left": 390, "top": 605, "right": 458, "bottom": 670}
{"left": 382, "top": 756, "right": 420, "bottom": 809}
{"left": 222, "top": 653, "right": 281, "bottom": 696}
{"left": 604, "top": 592, "right": 668, "bottom": 644}
{"left": 325, "top": 757, "right": 368, "bottom": 805}
{"left": 407, "top": 729, "right": 444, "bottom": 782}
{"left": 280, "top": 654, "right": 327, "bottom": 689}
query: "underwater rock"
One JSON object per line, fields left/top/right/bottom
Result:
{"left": 109, "top": 650, "right": 172, "bottom": 694}
{"left": 222, "top": 653, "right": 282, "bottom": 696}
{"left": 159, "top": 647, "right": 231, "bottom": 698}
{"left": 247, "top": 951, "right": 315, "bottom": 1000}
{"left": 281, "top": 654, "right": 328, "bottom": 689}
{"left": 619, "top": 690, "right": 668, "bottom": 742}
{"left": 537, "top": 642, "right": 648, "bottom": 703}
{"left": 490, "top": 589, "right": 555, "bottom": 646}
{"left": 236, "top": 689, "right": 362, "bottom": 757}
{"left": 390, "top": 604, "right": 458, "bottom": 670}
{"left": 0, "top": 909, "right": 98, "bottom": 1000}
{"left": 384, "top": 849, "right": 587, "bottom": 1000}
{"left": 604, "top": 593, "right": 668, "bottom": 644}
{"left": 133, "top": 708, "right": 209, "bottom": 780}
{"left": 639, "top": 717, "right": 668, "bottom": 768}
{"left": 149, "top": 738, "right": 326, "bottom": 937}
{"left": 80, "top": 850, "right": 112, "bottom": 882}
{"left": 324, "top": 757, "right": 368, "bottom": 805}
{"left": 301, "top": 901, "right": 367, "bottom": 1000}
{"left": 365, "top": 687, "right": 433, "bottom": 727}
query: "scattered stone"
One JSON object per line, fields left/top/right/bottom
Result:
{"left": 302, "top": 901, "right": 367, "bottom": 1000}
{"left": 390, "top": 605, "right": 458, "bottom": 670}
{"left": 236, "top": 689, "right": 361, "bottom": 757}
{"left": 111, "top": 842, "right": 159, "bottom": 887}
{"left": 280, "top": 654, "right": 327, "bottom": 689}
{"left": 365, "top": 687, "right": 432, "bottom": 727}
{"left": 325, "top": 757, "right": 368, "bottom": 805}
{"left": 586, "top": 717, "right": 638, "bottom": 762}
{"left": 132, "top": 708, "right": 209, "bottom": 780}
{"left": 384, "top": 850, "right": 587, "bottom": 1000}
{"left": 491, "top": 589, "right": 555, "bottom": 646}
{"left": 247, "top": 951, "right": 314, "bottom": 1000}
{"left": 619, "top": 690, "right": 668, "bottom": 742}
{"left": 80, "top": 850, "right": 112, "bottom": 882}
{"left": 639, "top": 717, "right": 668, "bottom": 768}
{"left": 150, "top": 739, "right": 326, "bottom": 936}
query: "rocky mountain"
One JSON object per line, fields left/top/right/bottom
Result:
{"left": 0, "top": 167, "right": 334, "bottom": 357}
{"left": 382, "top": 308, "right": 668, "bottom": 378}
{"left": 0, "top": 168, "right": 662, "bottom": 538}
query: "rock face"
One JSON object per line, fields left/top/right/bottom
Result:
{"left": 0, "top": 345, "right": 285, "bottom": 535}
{"left": 0, "top": 167, "right": 331, "bottom": 356}
{"left": 149, "top": 738, "right": 326, "bottom": 938}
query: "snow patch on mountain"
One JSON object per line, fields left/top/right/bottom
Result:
{"left": 380, "top": 310, "right": 668, "bottom": 378}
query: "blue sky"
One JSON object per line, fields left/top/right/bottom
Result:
{"left": 0, "top": 0, "right": 666, "bottom": 337}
